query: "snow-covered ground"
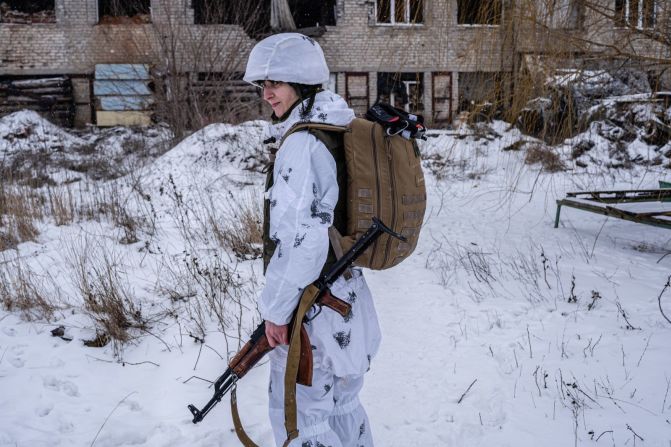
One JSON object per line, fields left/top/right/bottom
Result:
{"left": 1, "top": 111, "right": 670, "bottom": 446}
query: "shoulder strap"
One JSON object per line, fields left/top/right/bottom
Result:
{"left": 279, "top": 122, "right": 349, "bottom": 147}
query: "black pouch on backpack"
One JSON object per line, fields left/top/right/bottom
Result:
{"left": 365, "top": 102, "right": 427, "bottom": 141}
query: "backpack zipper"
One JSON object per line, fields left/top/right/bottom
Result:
{"left": 370, "top": 124, "right": 382, "bottom": 266}
{"left": 383, "top": 136, "right": 397, "bottom": 266}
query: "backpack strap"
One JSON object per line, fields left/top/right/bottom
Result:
{"left": 279, "top": 122, "right": 349, "bottom": 147}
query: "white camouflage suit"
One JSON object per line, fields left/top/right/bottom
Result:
{"left": 260, "top": 89, "right": 382, "bottom": 447}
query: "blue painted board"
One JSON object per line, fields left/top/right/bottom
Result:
{"left": 99, "top": 96, "right": 153, "bottom": 111}
{"left": 95, "top": 64, "right": 150, "bottom": 80}
{"left": 94, "top": 80, "right": 152, "bottom": 96}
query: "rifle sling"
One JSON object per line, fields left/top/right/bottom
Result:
{"left": 231, "top": 387, "right": 260, "bottom": 447}
{"left": 282, "top": 283, "right": 321, "bottom": 446}
{"left": 230, "top": 288, "right": 351, "bottom": 447}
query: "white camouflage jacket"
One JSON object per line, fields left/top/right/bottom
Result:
{"left": 261, "top": 90, "right": 381, "bottom": 376}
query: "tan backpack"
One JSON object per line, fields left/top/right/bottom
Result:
{"left": 282, "top": 118, "right": 426, "bottom": 270}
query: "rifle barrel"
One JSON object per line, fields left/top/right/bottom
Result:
{"left": 189, "top": 373, "right": 238, "bottom": 423}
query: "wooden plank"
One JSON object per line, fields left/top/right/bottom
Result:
{"left": 94, "top": 80, "right": 151, "bottom": 96}
{"left": 95, "top": 64, "right": 150, "bottom": 80}
{"left": 96, "top": 111, "right": 152, "bottom": 127}
{"left": 8, "top": 77, "right": 68, "bottom": 89}
{"left": 99, "top": 96, "right": 152, "bottom": 111}
{"left": 3, "top": 95, "right": 72, "bottom": 104}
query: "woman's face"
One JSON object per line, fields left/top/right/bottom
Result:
{"left": 261, "top": 81, "right": 299, "bottom": 117}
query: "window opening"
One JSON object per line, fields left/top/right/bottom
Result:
{"left": 615, "top": 0, "right": 655, "bottom": 28}
{"left": 288, "top": 0, "right": 336, "bottom": 28}
{"left": 457, "top": 72, "right": 502, "bottom": 115}
{"left": 377, "top": 73, "right": 424, "bottom": 113}
{"left": 192, "top": 0, "right": 270, "bottom": 37}
{"left": 0, "top": 0, "right": 55, "bottom": 24}
{"left": 376, "top": 0, "right": 423, "bottom": 25}
{"left": 98, "top": 0, "right": 151, "bottom": 24}
{"left": 457, "top": 0, "right": 502, "bottom": 25}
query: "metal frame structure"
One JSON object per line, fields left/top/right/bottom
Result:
{"left": 554, "top": 189, "right": 671, "bottom": 230}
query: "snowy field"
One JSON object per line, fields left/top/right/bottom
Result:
{"left": 1, "top": 110, "right": 670, "bottom": 446}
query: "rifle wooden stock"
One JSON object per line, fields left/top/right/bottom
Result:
{"left": 230, "top": 330, "right": 272, "bottom": 379}
{"left": 230, "top": 324, "right": 313, "bottom": 386}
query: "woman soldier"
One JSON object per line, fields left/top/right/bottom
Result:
{"left": 243, "top": 33, "right": 381, "bottom": 447}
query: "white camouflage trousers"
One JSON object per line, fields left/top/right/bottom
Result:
{"left": 268, "top": 349, "right": 374, "bottom": 447}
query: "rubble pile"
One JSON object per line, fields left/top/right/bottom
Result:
{"left": 516, "top": 68, "right": 671, "bottom": 169}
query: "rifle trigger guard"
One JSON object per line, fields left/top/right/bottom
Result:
{"left": 304, "top": 304, "right": 323, "bottom": 322}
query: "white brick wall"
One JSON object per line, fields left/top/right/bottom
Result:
{"left": 1, "top": 0, "right": 668, "bottom": 124}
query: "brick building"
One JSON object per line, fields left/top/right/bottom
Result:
{"left": 1, "top": 0, "right": 668, "bottom": 128}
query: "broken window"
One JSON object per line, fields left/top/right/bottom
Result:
{"left": 457, "top": 0, "right": 502, "bottom": 25}
{"left": 377, "top": 73, "right": 424, "bottom": 113}
{"left": 193, "top": 0, "right": 270, "bottom": 37}
{"left": 457, "top": 71, "right": 502, "bottom": 113}
{"left": 615, "top": 0, "right": 655, "bottom": 28}
{"left": 0, "top": 0, "right": 55, "bottom": 24}
{"left": 289, "top": 0, "right": 336, "bottom": 28}
{"left": 376, "top": 0, "right": 424, "bottom": 25}
{"left": 98, "top": 0, "right": 151, "bottom": 24}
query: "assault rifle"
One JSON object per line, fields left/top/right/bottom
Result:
{"left": 187, "top": 217, "right": 406, "bottom": 424}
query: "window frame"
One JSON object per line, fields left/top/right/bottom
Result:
{"left": 374, "top": 0, "right": 424, "bottom": 27}
{"left": 614, "top": 0, "right": 656, "bottom": 29}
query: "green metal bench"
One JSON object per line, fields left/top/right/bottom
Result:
{"left": 554, "top": 189, "right": 671, "bottom": 230}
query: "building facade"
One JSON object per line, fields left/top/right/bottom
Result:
{"left": 1, "top": 0, "right": 668, "bottom": 127}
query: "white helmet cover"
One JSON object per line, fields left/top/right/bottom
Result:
{"left": 243, "top": 33, "right": 330, "bottom": 86}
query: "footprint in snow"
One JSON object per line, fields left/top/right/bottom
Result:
{"left": 7, "top": 345, "right": 26, "bottom": 368}
{"left": 36, "top": 403, "right": 54, "bottom": 417}
{"left": 58, "top": 419, "right": 75, "bottom": 434}
{"left": 43, "top": 376, "right": 80, "bottom": 397}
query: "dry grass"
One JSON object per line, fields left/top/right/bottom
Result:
{"left": 0, "top": 182, "right": 43, "bottom": 250}
{"left": 210, "top": 191, "right": 263, "bottom": 260}
{"left": 159, "top": 247, "right": 257, "bottom": 351}
{"left": 47, "top": 185, "right": 76, "bottom": 226}
{"left": 0, "top": 260, "right": 61, "bottom": 321}
{"left": 524, "top": 143, "right": 566, "bottom": 172}
{"left": 67, "top": 239, "right": 147, "bottom": 355}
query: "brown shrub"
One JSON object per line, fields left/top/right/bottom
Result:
{"left": 524, "top": 144, "right": 566, "bottom": 172}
